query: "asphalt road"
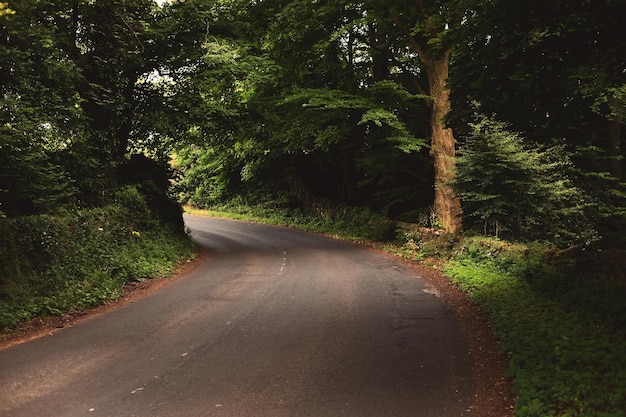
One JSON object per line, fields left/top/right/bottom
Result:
{"left": 0, "top": 215, "right": 473, "bottom": 417}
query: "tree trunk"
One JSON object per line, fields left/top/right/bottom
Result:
{"left": 398, "top": 11, "right": 463, "bottom": 233}
{"left": 422, "top": 50, "right": 462, "bottom": 233}
{"left": 369, "top": 23, "right": 390, "bottom": 82}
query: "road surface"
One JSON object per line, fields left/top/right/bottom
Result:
{"left": 0, "top": 215, "right": 473, "bottom": 416}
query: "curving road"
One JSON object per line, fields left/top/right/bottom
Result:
{"left": 0, "top": 215, "right": 473, "bottom": 417}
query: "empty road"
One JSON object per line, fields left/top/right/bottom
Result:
{"left": 0, "top": 215, "right": 473, "bottom": 416}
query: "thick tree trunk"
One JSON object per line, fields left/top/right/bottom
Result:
{"left": 423, "top": 50, "right": 462, "bottom": 233}
{"left": 399, "top": 12, "right": 463, "bottom": 233}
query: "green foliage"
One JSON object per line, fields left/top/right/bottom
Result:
{"left": 165, "top": 0, "right": 435, "bottom": 217}
{"left": 455, "top": 114, "right": 594, "bottom": 245}
{"left": 0, "top": 2, "right": 14, "bottom": 16}
{"left": 431, "top": 235, "right": 626, "bottom": 417}
{"left": 188, "top": 196, "right": 398, "bottom": 243}
{"left": 449, "top": 0, "right": 626, "bottom": 248}
{"left": 0, "top": 186, "right": 194, "bottom": 329}
{"left": 174, "top": 145, "right": 236, "bottom": 207}
{"left": 0, "top": 138, "right": 77, "bottom": 216}
{"left": 0, "top": 0, "right": 177, "bottom": 211}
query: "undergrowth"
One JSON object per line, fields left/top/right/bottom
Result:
{"left": 0, "top": 186, "right": 195, "bottom": 329}
{"left": 186, "top": 197, "right": 397, "bottom": 242}
{"left": 406, "top": 231, "right": 626, "bottom": 417}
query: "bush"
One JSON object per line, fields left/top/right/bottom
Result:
{"left": 0, "top": 186, "right": 194, "bottom": 329}
{"left": 454, "top": 114, "right": 594, "bottom": 246}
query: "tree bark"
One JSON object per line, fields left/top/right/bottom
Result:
{"left": 423, "top": 50, "right": 462, "bottom": 232}
{"left": 397, "top": 11, "right": 463, "bottom": 233}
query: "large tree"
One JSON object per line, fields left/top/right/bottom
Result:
{"left": 262, "top": 0, "right": 466, "bottom": 230}
{"left": 167, "top": 0, "right": 468, "bottom": 228}
{"left": 0, "top": 0, "right": 81, "bottom": 214}
{"left": 166, "top": 0, "right": 433, "bottom": 215}
{"left": 449, "top": 0, "right": 626, "bottom": 244}
{"left": 1, "top": 0, "right": 175, "bottom": 212}
{"left": 374, "top": 0, "right": 465, "bottom": 232}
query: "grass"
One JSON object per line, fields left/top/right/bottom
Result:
{"left": 188, "top": 203, "right": 626, "bottom": 417}
{"left": 445, "top": 255, "right": 626, "bottom": 417}
{"left": 0, "top": 187, "right": 195, "bottom": 330}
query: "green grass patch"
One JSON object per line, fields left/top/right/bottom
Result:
{"left": 443, "top": 237, "right": 626, "bottom": 417}
{"left": 0, "top": 186, "right": 195, "bottom": 329}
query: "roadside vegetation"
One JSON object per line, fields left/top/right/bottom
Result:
{"left": 186, "top": 200, "right": 626, "bottom": 417}
{"left": 0, "top": 186, "right": 194, "bottom": 330}
{"left": 403, "top": 233, "right": 626, "bottom": 417}
{"left": 2, "top": 1, "right": 624, "bottom": 416}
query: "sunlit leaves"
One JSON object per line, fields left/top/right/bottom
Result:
{"left": 455, "top": 114, "right": 594, "bottom": 244}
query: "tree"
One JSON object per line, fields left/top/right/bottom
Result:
{"left": 0, "top": 0, "right": 80, "bottom": 215}
{"left": 167, "top": 0, "right": 433, "bottom": 215}
{"left": 449, "top": 0, "right": 626, "bottom": 245}
{"left": 1, "top": 0, "right": 180, "bottom": 213}
{"left": 361, "top": 0, "right": 465, "bottom": 232}
{"left": 455, "top": 114, "right": 592, "bottom": 244}
{"left": 68, "top": 0, "right": 162, "bottom": 159}
{"left": 274, "top": 0, "right": 466, "bottom": 230}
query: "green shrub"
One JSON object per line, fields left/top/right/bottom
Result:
{"left": 455, "top": 114, "right": 594, "bottom": 246}
{"left": 0, "top": 186, "right": 194, "bottom": 329}
{"left": 444, "top": 237, "right": 626, "bottom": 417}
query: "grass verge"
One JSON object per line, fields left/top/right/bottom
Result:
{"left": 0, "top": 186, "right": 195, "bottom": 330}
{"left": 444, "top": 249, "right": 626, "bottom": 417}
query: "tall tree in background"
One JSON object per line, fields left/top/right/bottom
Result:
{"left": 449, "top": 0, "right": 625, "bottom": 244}
{"left": 378, "top": 0, "right": 464, "bottom": 232}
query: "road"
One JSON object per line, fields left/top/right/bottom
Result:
{"left": 0, "top": 215, "right": 473, "bottom": 417}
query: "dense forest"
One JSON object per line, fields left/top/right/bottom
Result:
{"left": 1, "top": 1, "right": 625, "bottom": 416}
{"left": 1, "top": 0, "right": 624, "bottom": 244}
{"left": 1, "top": 0, "right": 624, "bottom": 245}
